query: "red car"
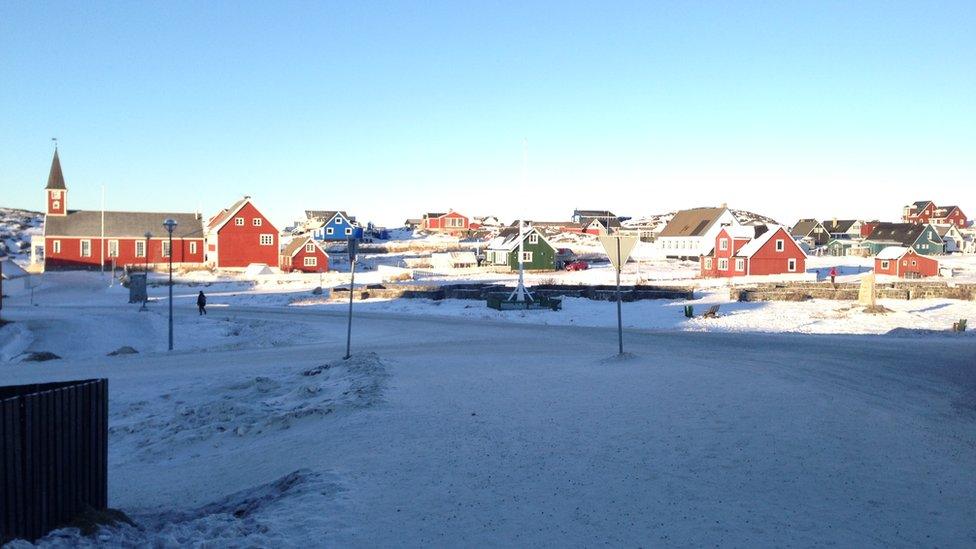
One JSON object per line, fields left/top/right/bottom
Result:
{"left": 564, "top": 260, "right": 589, "bottom": 271}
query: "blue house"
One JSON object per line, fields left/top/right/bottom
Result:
{"left": 305, "top": 210, "right": 360, "bottom": 241}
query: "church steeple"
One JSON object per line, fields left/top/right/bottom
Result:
{"left": 45, "top": 148, "right": 67, "bottom": 216}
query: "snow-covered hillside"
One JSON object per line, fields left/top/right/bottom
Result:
{"left": 0, "top": 207, "right": 42, "bottom": 262}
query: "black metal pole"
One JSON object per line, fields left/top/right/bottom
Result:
{"left": 616, "top": 237, "right": 623, "bottom": 355}
{"left": 168, "top": 231, "right": 173, "bottom": 351}
{"left": 344, "top": 258, "right": 356, "bottom": 359}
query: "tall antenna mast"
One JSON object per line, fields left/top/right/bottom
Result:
{"left": 509, "top": 138, "right": 532, "bottom": 303}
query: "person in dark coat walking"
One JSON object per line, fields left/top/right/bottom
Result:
{"left": 197, "top": 291, "right": 207, "bottom": 315}
{"left": 829, "top": 266, "right": 838, "bottom": 285}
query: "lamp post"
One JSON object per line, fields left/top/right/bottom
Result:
{"left": 163, "top": 219, "right": 178, "bottom": 351}
{"left": 140, "top": 231, "right": 151, "bottom": 311}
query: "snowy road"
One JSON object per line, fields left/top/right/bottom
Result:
{"left": 5, "top": 305, "right": 976, "bottom": 546}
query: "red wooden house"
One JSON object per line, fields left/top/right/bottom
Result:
{"left": 931, "top": 205, "right": 968, "bottom": 228}
{"left": 700, "top": 225, "right": 806, "bottom": 278}
{"left": 205, "top": 197, "right": 279, "bottom": 268}
{"left": 903, "top": 201, "right": 968, "bottom": 228}
{"left": 874, "top": 247, "right": 939, "bottom": 278}
{"left": 421, "top": 210, "right": 469, "bottom": 234}
{"left": 38, "top": 149, "right": 205, "bottom": 270}
{"left": 860, "top": 220, "right": 880, "bottom": 239}
{"left": 279, "top": 236, "right": 330, "bottom": 273}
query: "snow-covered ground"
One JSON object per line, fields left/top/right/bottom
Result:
{"left": 2, "top": 304, "right": 975, "bottom": 546}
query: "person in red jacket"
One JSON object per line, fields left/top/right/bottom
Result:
{"left": 829, "top": 266, "right": 838, "bottom": 285}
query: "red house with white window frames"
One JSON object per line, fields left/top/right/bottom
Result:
{"left": 279, "top": 236, "right": 330, "bottom": 273}
{"left": 37, "top": 149, "right": 205, "bottom": 270}
{"left": 903, "top": 201, "right": 968, "bottom": 228}
{"left": 874, "top": 247, "right": 939, "bottom": 278}
{"left": 700, "top": 225, "right": 807, "bottom": 278}
{"left": 205, "top": 197, "right": 279, "bottom": 268}
{"left": 421, "top": 210, "right": 469, "bottom": 234}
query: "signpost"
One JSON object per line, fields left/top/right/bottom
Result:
{"left": 598, "top": 235, "right": 639, "bottom": 355}
{"left": 344, "top": 236, "right": 359, "bottom": 360}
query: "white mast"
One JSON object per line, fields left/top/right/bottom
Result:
{"left": 509, "top": 139, "right": 532, "bottom": 303}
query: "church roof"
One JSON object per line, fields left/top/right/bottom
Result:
{"left": 46, "top": 149, "right": 66, "bottom": 190}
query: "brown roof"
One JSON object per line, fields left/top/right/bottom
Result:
{"left": 791, "top": 218, "right": 825, "bottom": 237}
{"left": 46, "top": 150, "right": 66, "bottom": 190}
{"left": 44, "top": 210, "right": 204, "bottom": 239}
{"left": 281, "top": 236, "right": 327, "bottom": 257}
{"left": 658, "top": 207, "right": 727, "bottom": 237}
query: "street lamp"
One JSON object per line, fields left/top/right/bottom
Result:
{"left": 140, "top": 231, "right": 152, "bottom": 311}
{"left": 163, "top": 219, "right": 178, "bottom": 351}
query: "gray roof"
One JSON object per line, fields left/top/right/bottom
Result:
{"left": 305, "top": 210, "right": 354, "bottom": 222}
{"left": 821, "top": 219, "right": 858, "bottom": 233}
{"left": 865, "top": 222, "right": 926, "bottom": 246}
{"left": 791, "top": 218, "right": 825, "bottom": 237}
{"left": 44, "top": 210, "right": 204, "bottom": 239}
{"left": 46, "top": 150, "right": 66, "bottom": 190}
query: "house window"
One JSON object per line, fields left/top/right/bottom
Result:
{"left": 788, "top": 258, "right": 797, "bottom": 272}
{"left": 345, "top": 227, "right": 353, "bottom": 235}
{"left": 162, "top": 241, "right": 171, "bottom": 258}
{"left": 529, "top": 233, "right": 539, "bottom": 244}
{"left": 80, "top": 239, "right": 91, "bottom": 257}
{"left": 305, "top": 243, "right": 315, "bottom": 253}
{"left": 252, "top": 218, "right": 263, "bottom": 227}
{"left": 775, "top": 239, "right": 785, "bottom": 252}
{"left": 260, "top": 234, "right": 274, "bottom": 246}
{"left": 735, "top": 258, "right": 745, "bottom": 272}
{"left": 326, "top": 227, "right": 334, "bottom": 235}
{"left": 304, "top": 256, "right": 317, "bottom": 267}
{"left": 718, "top": 258, "right": 729, "bottom": 270}
{"left": 190, "top": 241, "right": 198, "bottom": 254}
{"left": 719, "top": 238, "right": 728, "bottom": 251}
{"left": 108, "top": 240, "right": 119, "bottom": 258}
{"left": 704, "top": 258, "right": 712, "bottom": 269}
{"left": 51, "top": 240, "right": 61, "bottom": 254}
{"left": 52, "top": 200, "right": 60, "bottom": 210}
{"left": 135, "top": 240, "right": 146, "bottom": 258}
{"left": 521, "top": 251, "right": 533, "bottom": 262}
{"left": 881, "top": 260, "right": 889, "bottom": 270}
{"left": 911, "top": 260, "right": 917, "bottom": 266}
{"left": 235, "top": 217, "right": 245, "bottom": 226}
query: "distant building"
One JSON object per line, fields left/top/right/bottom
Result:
{"left": 486, "top": 226, "right": 556, "bottom": 271}
{"left": 205, "top": 197, "right": 279, "bottom": 268}
{"left": 820, "top": 219, "right": 864, "bottom": 240}
{"left": 305, "top": 210, "right": 359, "bottom": 241}
{"left": 656, "top": 206, "right": 743, "bottom": 259}
{"left": 790, "top": 219, "right": 829, "bottom": 246}
{"left": 903, "top": 201, "right": 968, "bottom": 228}
{"left": 874, "top": 247, "right": 939, "bottom": 278}
{"left": 700, "top": 225, "right": 806, "bottom": 278}
{"left": 863, "top": 223, "right": 943, "bottom": 256}
{"left": 421, "top": 210, "right": 469, "bottom": 235}
{"left": 34, "top": 149, "right": 205, "bottom": 270}
{"left": 279, "top": 235, "right": 329, "bottom": 273}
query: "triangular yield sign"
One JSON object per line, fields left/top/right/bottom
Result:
{"left": 598, "top": 235, "right": 639, "bottom": 271}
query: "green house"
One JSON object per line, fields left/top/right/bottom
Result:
{"left": 825, "top": 238, "right": 855, "bottom": 256}
{"left": 486, "top": 226, "right": 556, "bottom": 271}
{"left": 863, "top": 223, "right": 944, "bottom": 256}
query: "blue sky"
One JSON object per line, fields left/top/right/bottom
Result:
{"left": 2, "top": 1, "right": 974, "bottom": 227}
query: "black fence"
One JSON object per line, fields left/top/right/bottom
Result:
{"left": 1, "top": 379, "right": 108, "bottom": 544}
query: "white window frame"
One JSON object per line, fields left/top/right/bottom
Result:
{"left": 303, "top": 256, "right": 317, "bottom": 267}
{"left": 718, "top": 258, "right": 729, "bottom": 271}
{"left": 235, "top": 217, "right": 245, "bottom": 226}
{"left": 80, "top": 239, "right": 92, "bottom": 257}
{"left": 326, "top": 227, "right": 334, "bottom": 235}
{"left": 775, "top": 239, "right": 785, "bottom": 252}
{"left": 880, "top": 260, "right": 889, "bottom": 270}
{"left": 305, "top": 243, "right": 316, "bottom": 253}
{"left": 704, "top": 258, "right": 712, "bottom": 269}
{"left": 529, "top": 233, "right": 539, "bottom": 244}
{"left": 788, "top": 258, "right": 797, "bottom": 272}
{"left": 107, "top": 240, "right": 119, "bottom": 258}
{"left": 252, "top": 218, "right": 263, "bottom": 227}
{"left": 719, "top": 238, "right": 728, "bottom": 251}
{"left": 51, "top": 240, "right": 61, "bottom": 254}
{"left": 260, "top": 234, "right": 274, "bottom": 246}
{"left": 52, "top": 200, "right": 61, "bottom": 210}
{"left": 735, "top": 258, "right": 745, "bottom": 272}
{"left": 189, "top": 241, "right": 198, "bottom": 254}
{"left": 521, "top": 251, "right": 533, "bottom": 262}
{"left": 135, "top": 240, "right": 146, "bottom": 258}
{"left": 345, "top": 227, "right": 353, "bottom": 235}
{"left": 162, "top": 241, "right": 171, "bottom": 258}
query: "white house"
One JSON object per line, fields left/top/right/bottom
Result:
{"left": 655, "top": 206, "right": 743, "bottom": 259}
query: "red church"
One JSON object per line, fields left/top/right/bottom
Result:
{"left": 700, "top": 225, "right": 807, "bottom": 278}
{"left": 37, "top": 149, "right": 205, "bottom": 270}
{"left": 205, "top": 197, "right": 279, "bottom": 268}
{"left": 279, "top": 235, "right": 330, "bottom": 273}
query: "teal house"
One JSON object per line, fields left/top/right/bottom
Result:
{"left": 863, "top": 223, "right": 943, "bottom": 256}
